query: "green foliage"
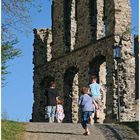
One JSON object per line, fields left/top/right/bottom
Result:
{"left": 1, "top": 120, "right": 25, "bottom": 140}
{"left": 1, "top": 0, "right": 43, "bottom": 85}
{"left": 1, "top": 40, "right": 21, "bottom": 85}
{"left": 2, "top": 0, "right": 43, "bottom": 40}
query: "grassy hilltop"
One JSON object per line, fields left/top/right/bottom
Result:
{"left": 1, "top": 120, "right": 25, "bottom": 140}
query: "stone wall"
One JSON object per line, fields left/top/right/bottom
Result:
{"left": 32, "top": 29, "right": 52, "bottom": 121}
{"left": 51, "top": 0, "right": 65, "bottom": 58}
{"left": 32, "top": 0, "right": 137, "bottom": 122}
{"left": 112, "top": 34, "right": 136, "bottom": 121}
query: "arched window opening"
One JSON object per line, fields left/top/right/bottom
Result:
{"left": 89, "top": 55, "right": 107, "bottom": 123}
{"left": 63, "top": 67, "right": 79, "bottom": 123}
{"left": 64, "top": 0, "right": 77, "bottom": 52}
{"left": 90, "top": 0, "right": 106, "bottom": 40}
{"left": 89, "top": 0, "right": 97, "bottom": 41}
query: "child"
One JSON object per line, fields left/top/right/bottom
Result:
{"left": 79, "top": 86, "right": 95, "bottom": 136}
{"left": 89, "top": 75, "right": 105, "bottom": 122}
{"left": 55, "top": 97, "right": 65, "bottom": 123}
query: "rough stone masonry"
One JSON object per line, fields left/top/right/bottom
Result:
{"left": 32, "top": 0, "right": 138, "bottom": 123}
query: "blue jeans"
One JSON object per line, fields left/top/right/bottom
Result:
{"left": 46, "top": 106, "right": 56, "bottom": 122}
{"left": 81, "top": 111, "right": 93, "bottom": 129}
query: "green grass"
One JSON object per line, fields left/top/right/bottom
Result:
{"left": 1, "top": 120, "right": 25, "bottom": 140}
{"left": 121, "top": 121, "right": 139, "bottom": 135}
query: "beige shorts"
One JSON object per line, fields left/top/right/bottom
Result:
{"left": 94, "top": 97, "right": 102, "bottom": 109}
{"left": 94, "top": 97, "right": 101, "bottom": 104}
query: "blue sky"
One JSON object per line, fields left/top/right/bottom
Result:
{"left": 1, "top": 0, "right": 139, "bottom": 122}
{"left": 1, "top": 1, "right": 52, "bottom": 121}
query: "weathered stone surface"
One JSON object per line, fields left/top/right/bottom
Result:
{"left": 32, "top": 0, "right": 138, "bottom": 123}
{"left": 24, "top": 123, "right": 138, "bottom": 140}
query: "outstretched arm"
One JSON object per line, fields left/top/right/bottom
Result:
{"left": 100, "top": 87, "right": 105, "bottom": 100}
{"left": 79, "top": 96, "right": 82, "bottom": 105}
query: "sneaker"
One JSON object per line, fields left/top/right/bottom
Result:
{"left": 83, "top": 131, "right": 90, "bottom": 136}
{"left": 83, "top": 132, "right": 87, "bottom": 135}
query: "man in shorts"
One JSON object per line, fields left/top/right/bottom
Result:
{"left": 89, "top": 75, "right": 105, "bottom": 123}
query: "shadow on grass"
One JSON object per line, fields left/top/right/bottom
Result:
{"left": 121, "top": 121, "right": 139, "bottom": 135}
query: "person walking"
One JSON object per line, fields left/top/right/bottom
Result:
{"left": 89, "top": 75, "right": 105, "bottom": 123}
{"left": 79, "top": 86, "right": 95, "bottom": 136}
{"left": 45, "top": 82, "right": 59, "bottom": 123}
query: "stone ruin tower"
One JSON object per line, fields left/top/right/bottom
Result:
{"left": 32, "top": 0, "right": 138, "bottom": 123}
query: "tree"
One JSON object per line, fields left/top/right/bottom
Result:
{"left": 1, "top": 40, "right": 21, "bottom": 83}
{"left": 1, "top": 0, "right": 43, "bottom": 85}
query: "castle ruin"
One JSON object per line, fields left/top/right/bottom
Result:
{"left": 32, "top": 0, "right": 138, "bottom": 123}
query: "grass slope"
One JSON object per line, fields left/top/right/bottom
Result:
{"left": 2, "top": 120, "right": 25, "bottom": 140}
{"left": 122, "top": 121, "right": 139, "bottom": 135}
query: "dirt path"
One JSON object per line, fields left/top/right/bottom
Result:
{"left": 24, "top": 123, "right": 138, "bottom": 140}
